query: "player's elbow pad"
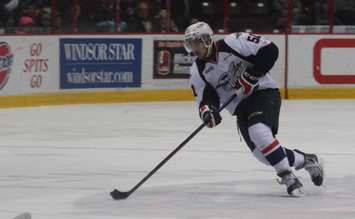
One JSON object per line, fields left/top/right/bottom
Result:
{"left": 248, "top": 42, "right": 279, "bottom": 77}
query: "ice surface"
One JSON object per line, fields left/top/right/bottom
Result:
{"left": 1, "top": 100, "right": 355, "bottom": 219}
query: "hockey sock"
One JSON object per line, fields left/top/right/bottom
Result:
{"left": 249, "top": 123, "right": 291, "bottom": 174}
{"left": 260, "top": 139, "right": 290, "bottom": 173}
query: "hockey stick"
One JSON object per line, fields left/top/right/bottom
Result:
{"left": 110, "top": 93, "right": 237, "bottom": 200}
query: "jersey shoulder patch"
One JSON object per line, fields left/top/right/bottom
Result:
{"left": 223, "top": 33, "right": 247, "bottom": 53}
{"left": 216, "top": 38, "right": 246, "bottom": 60}
{"left": 224, "top": 32, "right": 270, "bottom": 58}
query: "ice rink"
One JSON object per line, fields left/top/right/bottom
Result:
{"left": 1, "top": 99, "right": 355, "bottom": 219}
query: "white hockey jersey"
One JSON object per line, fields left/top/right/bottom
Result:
{"left": 190, "top": 32, "right": 279, "bottom": 115}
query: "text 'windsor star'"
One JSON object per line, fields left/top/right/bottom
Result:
{"left": 64, "top": 43, "right": 135, "bottom": 61}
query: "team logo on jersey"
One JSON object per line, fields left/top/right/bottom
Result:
{"left": 0, "top": 42, "right": 13, "bottom": 89}
{"left": 216, "top": 62, "right": 245, "bottom": 91}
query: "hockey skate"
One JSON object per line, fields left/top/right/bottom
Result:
{"left": 295, "top": 150, "right": 324, "bottom": 186}
{"left": 277, "top": 170, "right": 304, "bottom": 196}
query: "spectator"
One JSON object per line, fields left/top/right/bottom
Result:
{"left": 156, "top": 9, "right": 178, "bottom": 32}
{"left": 16, "top": 15, "right": 34, "bottom": 34}
{"left": 52, "top": 14, "right": 62, "bottom": 33}
{"left": 0, "top": 0, "right": 19, "bottom": 32}
{"left": 127, "top": 1, "right": 161, "bottom": 32}
{"left": 313, "top": 0, "right": 328, "bottom": 25}
{"left": 93, "top": 0, "right": 115, "bottom": 32}
{"left": 70, "top": 1, "right": 81, "bottom": 32}
{"left": 189, "top": 17, "right": 199, "bottom": 25}
{"left": 38, "top": 9, "right": 51, "bottom": 33}
{"left": 95, "top": 20, "right": 128, "bottom": 32}
{"left": 293, "top": 0, "right": 314, "bottom": 25}
{"left": 273, "top": 0, "right": 288, "bottom": 31}
{"left": 89, "top": 0, "right": 127, "bottom": 32}
{"left": 334, "top": 0, "right": 355, "bottom": 25}
{"left": 2, "top": 0, "right": 19, "bottom": 11}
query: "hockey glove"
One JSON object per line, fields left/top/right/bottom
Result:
{"left": 235, "top": 72, "right": 259, "bottom": 98}
{"left": 199, "top": 105, "right": 222, "bottom": 128}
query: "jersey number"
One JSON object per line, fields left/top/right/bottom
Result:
{"left": 247, "top": 34, "right": 261, "bottom": 44}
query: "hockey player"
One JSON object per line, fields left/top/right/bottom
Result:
{"left": 185, "top": 22, "right": 324, "bottom": 196}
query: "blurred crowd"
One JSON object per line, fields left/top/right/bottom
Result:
{"left": 0, "top": 0, "right": 52, "bottom": 34}
{"left": 0, "top": 0, "right": 355, "bottom": 34}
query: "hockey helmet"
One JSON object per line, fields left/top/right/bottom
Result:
{"left": 184, "top": 22, "right": 214, "bottom": 53}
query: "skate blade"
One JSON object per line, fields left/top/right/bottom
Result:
{"left": 318, "top": 157, "right": 325, "bottom": 186}
{"left": 290, "top": 188, "right": 305, "bottom": 197}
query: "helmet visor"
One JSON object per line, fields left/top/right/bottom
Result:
{"left": 184, "top": 34, "right": 212, "bottom": 53}
{"left": 184, "top": 37, "right": 201, "bottom": 53}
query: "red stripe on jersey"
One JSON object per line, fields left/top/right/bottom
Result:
{"left": 239, "top": 78, "right": 251, "bottom": 94}
{"left": 261, "top": 139, "right": 280, "bottom": 154}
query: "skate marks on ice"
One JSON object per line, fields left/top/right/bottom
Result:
{"left": 74, "top": 176, "right": 355, "bottom": 219}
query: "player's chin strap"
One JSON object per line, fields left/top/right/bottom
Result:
{"left": 205, "top": 41, "right": 214, "bottom": 58}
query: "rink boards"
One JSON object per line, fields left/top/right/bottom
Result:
{"left": 0, "top": 34, "right": 354, "bottom": 108}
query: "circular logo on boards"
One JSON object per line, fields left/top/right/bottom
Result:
{"left": 0, "top": 42, "right": 13, "bottom": 89}
{"left": 157, "top": 50, "right": 171, "bottom": 76}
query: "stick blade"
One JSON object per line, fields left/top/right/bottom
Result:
{"left": 110, "top": 189, "right": 130, "bottom": 200}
